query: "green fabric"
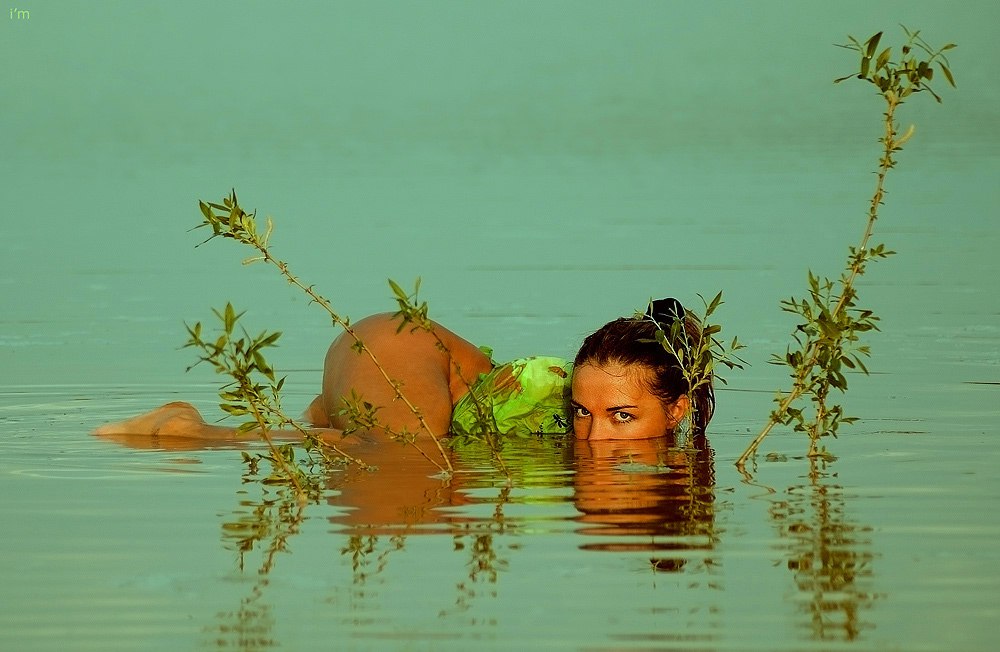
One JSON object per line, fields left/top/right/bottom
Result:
{"left": 450, "top": 356, "right": 573, "bottom": 437}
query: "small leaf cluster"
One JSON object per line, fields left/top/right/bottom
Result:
{"left": 389, "top": 278, "right": 510, "bottom": 474}
{"left": 185, "top": 302, "right": 285, "bottom": 427}
{"left": 184, "top": 303, "right": 322, "bottom": 494}
{"left": 835, "top": 26, "right": 956, "bottom": 102}
{"left": 335, "top": 388, "right": 421, "bottom": 450}
{"left": 770, "top": 268, "right": 885, "bottom": 452}
{"left": 649, "top": 291, "right": 747, "bottom": 437}
{"left": 196, "top": 190, "right": 274, "bottom": 258}
{"left": 389, "top": 277, "right": 432, "bottom": 333}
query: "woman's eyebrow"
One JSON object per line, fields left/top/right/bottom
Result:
{"left": 570, "top": 400, "right": 638, "bottom": 412}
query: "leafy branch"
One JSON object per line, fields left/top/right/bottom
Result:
{"left": 184, "top": 303, "right": 373, "bottom": 500}
{"left": 184, "top": 304, "right": 312, "bottom": 498}
{"left": 195, "top": 191, "right": 456, "bottom": 475}
{"left": 736, "top": 27, "right": 955, "bottom": 470}
{"left": 388, "top": 279, "right": 511, "bottom": 478}
{"left": 648, "top": 291, "right": 746, "bottom": 440}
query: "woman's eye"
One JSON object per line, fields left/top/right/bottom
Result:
{"left": 573, "top": 406, "right": 591, "bottom": 418}
{"left": 613, "top": 411, "right": 634, "bottom": 423}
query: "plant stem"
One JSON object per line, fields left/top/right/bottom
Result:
{"left": 257, "top": 250, "right": 455, "bottom": 475}
{"left": 241, "top": 378, "right": 309, "bottom": 499}
{"left": 736, "top": 94, "right": 900, "bottom": 470}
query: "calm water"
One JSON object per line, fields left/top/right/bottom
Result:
{"left": 2, "top": 1, "right": 998, "bottom": 650}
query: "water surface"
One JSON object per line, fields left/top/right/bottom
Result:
{"left": 2, "top": 1, "right": 998, "bottom": 649}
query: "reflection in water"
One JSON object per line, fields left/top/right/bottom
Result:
{"left": 211, "top": 593, "right": 276, "bottom": 651}
{"left": 328, "top": 452, "right": 518, "bottom": 625}
{"left": 770, "top": 461, "right": 876, "bottom": 642}
{"left": 573, "top": 434, "right": 717, "bottom": 574}
{"left": 323, "top": 443, "right": 467, "bottom": 534}
{"left": 442, "top": 528, "right": 509, "bottom": 622}
{"left": 341, "top": 533, "right": 406, "bottom": 588}
{"left": 102, "top": 431, "right": 719, "bottom": 645}
{"left": 209, "top": 482, "right": 305, "bottom": 649}
{"left": 446, "top": 484, "right": 512, "bottom": 621}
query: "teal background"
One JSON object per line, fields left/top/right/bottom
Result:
{"left": 2, "top": 2, "right": 998, "bottom": 650}
{"left": 3, "top": 1, "right": 997, "bottom": 387}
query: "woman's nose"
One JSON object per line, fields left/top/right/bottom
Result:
{"left": 590, "top": 422, "right": 615, "bottom": 440}
{"left": 577, "top": 419, "right": 613, "bottom": 441}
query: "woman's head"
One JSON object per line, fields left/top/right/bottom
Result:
{"left": 571, "top": 298, "right": 715, "bottom": 441}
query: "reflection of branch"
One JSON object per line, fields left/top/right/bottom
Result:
{"left": 340, "top": 533, "right": 407, "bottom": 588}
{"left": 208, "top": 587, "right": 277, "bottom": 650}
{"left": 450, "top": 532, "right": 508, "bottom": 616}
{"left": 210, "top": 483, "right": 306, "bottom": 648}
{"left": 736, "top": 459, "right": 777, "bottom": 496}
{"left": 439, "top": 485, "right": 512, "bottom": 619}
{"left": 770, "top": 461, "right": 876, "bottom": 641}
{"left": 222, "top": 488, "right": 305, "bottom": 575}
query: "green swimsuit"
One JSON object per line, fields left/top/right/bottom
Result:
{"left": 450, "top": 356, "right": 573, "bottom": 437}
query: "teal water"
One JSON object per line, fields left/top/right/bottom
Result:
{"left": 2, "top": 1, "right": 998, "bottom": 649}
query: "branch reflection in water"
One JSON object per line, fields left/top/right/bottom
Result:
{"left": 769, "top": 460, "right": 877, "bottom": 642}
{"left": 90, "top": 431, "right": 290, "bottom": 647}
{"left": 97, "top": 429, "right": 719, "bottom": 642}
{"left": 213, "top": 482, "right": 301, "bottom": 649}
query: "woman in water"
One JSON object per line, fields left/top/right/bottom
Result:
{"left": 95, "top": 298, "right": 714, "bottom": 444}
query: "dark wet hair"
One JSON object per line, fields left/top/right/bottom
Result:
{"left": 573, "top": 298, "right": 715, "bottom": 433}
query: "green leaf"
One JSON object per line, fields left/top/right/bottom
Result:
{"left": 223, "top": 303, "right": 236, "bottom": 333}
{"left": 875, "top": 47, "right": 891, "bottom": 71}
{"left": 388, "top": 278, "right": 407, "bottom": 302}
{"left": 939, "top": 63, "right": 956, "bottom": 87}
{"left": 817, "top": 316, "right": 839, "bottom": 339}
{"left": 220, "top": 403, "right": 249, "bottom": 416}
{"left": 865, "top": 31, "right": 883, "bottom": 59}
{"left": 199, "top": 200, "right": 213, "bottom": 221}
{"left": 705, "top": 291, "right": 723, "bottom": 316}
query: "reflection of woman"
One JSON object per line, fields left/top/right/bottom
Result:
{"left": 572, "top": 435, "right": 716, "bottom": 557}
{"left": 322, "top": 436, "right": 716, "bottom": 537}
{"left": 96, "top": 298, "right": 715, "bottom": 447}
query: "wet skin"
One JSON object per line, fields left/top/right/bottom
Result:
{"left": 94, "top": 315, "right": 687, "bottom": 444}
{"left": 570, "top": 362, "right": 687, "bottom": 441}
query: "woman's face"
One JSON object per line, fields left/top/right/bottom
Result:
{"left": 570, "top": 361, "right": 681, "bottom": 440}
